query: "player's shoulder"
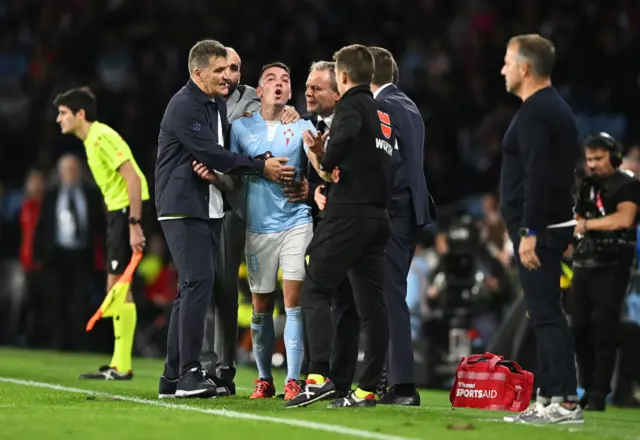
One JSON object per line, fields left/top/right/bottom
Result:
{"left": 294, "top": 118, "right": 315, "bottom": 131}
{"left": 85, "top": 121, "right": 116, "bottom": 146}
{"left": 232, "top": 112, "right": 259, "bottom": 131}
{"left": 94, "top": 121, "right": 122, "bottom": 139}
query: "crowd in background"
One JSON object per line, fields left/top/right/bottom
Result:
{"left": 0, "top": 0, "right": 640, "bottom": 389}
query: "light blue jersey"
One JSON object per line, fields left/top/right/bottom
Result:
{"left": 230, "top": 113, "right": 315, "bottom": 234}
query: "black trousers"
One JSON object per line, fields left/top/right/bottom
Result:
{"left": 161, "top": 218, "right": 222, "bottom": 378}
{"left": 201, "top": 209, "right": 246, "bottom": 381}
{"left": 510, "top": 227, "right": 578, "bottom": 400}
{"left": 302, "top": 215, "right": 390, "bottom": 393}
{"left": 38, "top": 249, "right": 91, "bottom": 351}
{"left": 330, "top": 278, "right": 360, "bottom": 391}
{"left": 571, "top": 263, "right": 630, "bottom": 397}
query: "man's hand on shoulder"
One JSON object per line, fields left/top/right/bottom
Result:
{"left": 281, "top": 106, "right": 300, "bottom": 124}
{"left": 193, "top": 161, "right": 218, "bottom": 183}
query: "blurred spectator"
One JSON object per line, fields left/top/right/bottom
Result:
{"left": 19, "top": 170, "right": 45, "bottom": 273}
{"left": 29, "top": 154, "right": 104, "bottom": 351}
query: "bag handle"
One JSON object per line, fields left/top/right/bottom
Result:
{"left": 461, "top": 352, "right": 504, "bottom": 371}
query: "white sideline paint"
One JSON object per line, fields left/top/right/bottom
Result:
{"left": 0, "top": 377, "right": 415, "bottom": 440}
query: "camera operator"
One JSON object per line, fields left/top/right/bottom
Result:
{"left": 572, "top": 132, "right": 640, "bottom": 411}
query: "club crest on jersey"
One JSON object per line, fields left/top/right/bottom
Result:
{"left": 377, "top": 111, "right": 392, "bottom": 139}
{"left": 283, "top": 128, "right": 294, "bottom": 146}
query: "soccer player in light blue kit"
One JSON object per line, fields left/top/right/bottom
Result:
{"left": 230, "top": 62, "right": 315, "bottom": 400}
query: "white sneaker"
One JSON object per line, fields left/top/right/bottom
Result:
{"left": 539, "top": 402, "right": 584, "bottom": 424}
{"left": 503, "top": 400, "right": 547, "bottom": 423}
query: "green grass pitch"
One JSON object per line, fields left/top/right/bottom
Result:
{"left": 0, "top": 347, "right": 638, "bottom": 439}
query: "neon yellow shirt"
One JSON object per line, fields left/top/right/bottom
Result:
{"left": 83, "top": 121, "right": 149, "bottom": 211}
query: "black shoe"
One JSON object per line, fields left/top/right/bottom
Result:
{"left": 158, "top": 376, "right": 178, "bottom": 399}
{"left": 585, "top": 395, "right": 606, "bottom": 411}
{"left": 332, "top": 389, "right": 350, "bottom": 399}
{"left": 204, "top": 372, "right": 232, "bottom": 397}
{"left": 579, "top": 393, "right": 589, "bottom": 409}
{"left": 79, "top": 365, "right": 133, "bottom": 380}
{"left": 221, "top": 379, "right": 236, "bottom": 396}
{"left": 327, "top": 390, "right": 377, "bottom": 408}
{"left": 175, "top": 367, "right": 218, "bottom": 398}
{"left": 283, "top": 378, "right": 336, "bottom": 408}
{"left": 378, "top": 387, "right": 421, "bottom": 406}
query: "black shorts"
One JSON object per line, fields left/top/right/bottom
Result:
{"left": 106, "top": 202, "right": 151, "bottom": 275}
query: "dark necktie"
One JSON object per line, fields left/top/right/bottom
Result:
{"left": 316, "top": 119, "right": 327, "bottom": 135}
{"left": 67, "top": 188, "right": 81, "bottom": 240}
{"left": 308, "top": 119, "right": 328, "bottom": 177}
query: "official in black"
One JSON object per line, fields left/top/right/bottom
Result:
{"left": 155, "top": 40, "right": 290, "bottom": 398}
{"left": 572, "top": 133, "right": 640, "bottom": 411}
{"left": 284, "top": 45, "right": 394, "bottom": 409}
{"left": 288, "top": 61, "right": 360, "bottom": 398}
{"left": 499, "top": 34, "right": 582, "bottom": 424}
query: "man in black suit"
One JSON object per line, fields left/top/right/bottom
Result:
{"left": 155, "top": 40, "right": 292, "bottom": 398}
{"left": 33, "top": 154, "right": 105, "bottom": 351}
{"left": 368, "top": 47, "right": 434, "bottom": 405}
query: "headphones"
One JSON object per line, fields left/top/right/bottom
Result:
{"left": 583, "top": 132, "right": 623, "bottom": 168}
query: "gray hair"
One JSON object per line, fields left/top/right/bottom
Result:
{"left": 309, "top": 61, "right": 338, "bottom": 93}
{"left": 188, "top": 40, "right": 227, "bottom": 75}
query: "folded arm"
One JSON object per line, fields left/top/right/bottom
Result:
{"left": 172, "top": 101, "right": 265, "bottom": 176}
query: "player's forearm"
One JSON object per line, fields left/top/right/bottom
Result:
{"left": 307, "top": 150, "right": 323, "bottom": 176}
{"left": 125, "top": 174, "right": 143, "bottom": 219}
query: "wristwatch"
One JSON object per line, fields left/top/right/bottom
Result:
{"left": 519, "top": 227, "right": 536, "bottom": 238}
{"left": 128, "top": 217, "right": 141, "bottom": 225}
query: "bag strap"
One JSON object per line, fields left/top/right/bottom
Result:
{"left": 497, "top": 360, "right": 525, "bottom": 373}
{"left": 460, "top": 354, "right": 486, "bottom": 369}
{"left": 461, "top": 352, "right": 504, "bottom": 370}
{"left": 488, "top": 356, "right": 502, "bottom": 372}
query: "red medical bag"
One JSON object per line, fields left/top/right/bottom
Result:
{"left": 449, "top": 352, "right": 534, "bottom": 412}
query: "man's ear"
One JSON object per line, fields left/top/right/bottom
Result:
{"left": 76, "top": 109, "right": 86, "bottom": 121}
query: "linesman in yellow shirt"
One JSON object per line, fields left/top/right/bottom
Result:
{"left": 54, "top": 87, "right": 150, "bottom": 380}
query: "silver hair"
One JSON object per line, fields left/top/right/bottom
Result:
{"left": 188, "top": 40, "right": 227, "bottom": 75}
{"left": 309, "top": 61, "right": 338, "bottom": 93}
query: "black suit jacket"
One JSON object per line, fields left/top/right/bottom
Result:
{"left": 155, "top": 80, "right": 265, "bottom": 219}
{"left": 376, "top": 85, "right": 435, "bottom": 226}
{"left": 34, "top": 183, "right": 105, "bottom": 267}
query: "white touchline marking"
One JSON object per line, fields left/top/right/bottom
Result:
{"left": 0, "top": 377, "right": 416, "bottom": 440}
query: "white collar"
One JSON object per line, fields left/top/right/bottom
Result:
{"left": 373, "top": 83, "right": 393, "bottom": 99}
{"left": 318, "top": 113, "right": 334, "bottom": 128}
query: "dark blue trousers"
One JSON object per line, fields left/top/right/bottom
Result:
{"left": 161, "top": 217, "right": 222, "bottom": 378}
{"left": 384, "top": 195, "right": 422, "bottom": 386}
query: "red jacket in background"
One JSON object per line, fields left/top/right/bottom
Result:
{"left": 19, "top": 198, "right": 42, "bottom": 272}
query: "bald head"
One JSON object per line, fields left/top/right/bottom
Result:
{"left": 225, "top": 47, "right": 242, "bottom": 95}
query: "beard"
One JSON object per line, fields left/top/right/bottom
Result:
{"left": 225, "top": 80, "right": 239, "bottom": 97}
